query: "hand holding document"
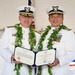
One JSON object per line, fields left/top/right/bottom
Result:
{"left": 14, "top": 47, "right": 56, "bottom": 66}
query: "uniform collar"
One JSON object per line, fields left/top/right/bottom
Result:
{"left": 51, "top": 25, "right": 62, "bottom": 30}
{"left": 20, "top": 24, "right": 29, "bottom": 33}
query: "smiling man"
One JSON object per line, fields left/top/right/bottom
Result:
{"left": 0, "top": 5, "right": 40, "bottom": 75}
{"left": 38, "top": 6, "right": 75, "bottom": 75}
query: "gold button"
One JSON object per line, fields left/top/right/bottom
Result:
{"left": 23, "top": 38, "right": 25, "bottom": 40}
{"left": 22, "top": 45, "right": 24, "bottom": 47}
{"left": 11, "top": 42, "right": 14, "bottom": 45}
{"left": 24, "top": 31, "right": 25, "bottom": 33}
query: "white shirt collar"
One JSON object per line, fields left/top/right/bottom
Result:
{"left": 20, "top": 24, "right": 29, "bottom": 33}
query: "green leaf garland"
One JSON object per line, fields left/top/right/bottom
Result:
{"left": 14, "top": 24, "right": 23, "bottom": 75}
{"left": 15, "top": 23, "right": 23, "bottom": 46}
{"left": 29, "top": 25, "right": 36, "bottom": 50}
{"left": 14, "top": 64, "right": 22, "bottom": 75}
{"left": 38, "top": 25, "right": 51, "bottom": 51}
{"left": 28, "top": 25, "right": 36, "bottom": 75}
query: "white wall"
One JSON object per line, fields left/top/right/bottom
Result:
{"left": 35, "top": 0, "right": 75, "bottom": 31}
{"left": 0, "top": 0, "right": 75, "bottom": 31}
{"left": 0, "top": 0, "right": 28, "bottom": 29}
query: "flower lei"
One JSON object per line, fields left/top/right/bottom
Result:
{"left": 14, "top": 24, "right": 22, "bottom": 75}
{"left": 37, "top": 25, "right": 67, "bottom": 75}
{"left": 14, "top": 23, "right": 36, "bottom": 75}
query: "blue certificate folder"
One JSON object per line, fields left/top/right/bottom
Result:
{"left": 14, "top": 46, "right": 56, "bottom": 66}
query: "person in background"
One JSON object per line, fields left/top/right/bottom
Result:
{"left": 37, "top": 6, "right": 75, "bottom": 75}
{"left": 0, "top": 5, "right": 40, "bottom": 75}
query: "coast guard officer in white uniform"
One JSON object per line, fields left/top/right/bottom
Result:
{"left": 40, "top": 6, "right": 75, "bottom": 75}
{"left": 0, "top": 5, "right": 40, "bottom": 75}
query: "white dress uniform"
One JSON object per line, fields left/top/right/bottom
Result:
{"left": 41, "top": 28, "right": 75, "bottom": 75}
{"left": 0, "top": 25, "right": 40, "bottom": 75}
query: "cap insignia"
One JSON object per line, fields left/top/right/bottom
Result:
{"left": 52, "top": 6, "right": 59, "bottom": 11}
{"left": 24, "top": 7, "right": 31, "bottom": 12}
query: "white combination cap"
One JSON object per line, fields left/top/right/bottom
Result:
{"left": 17, "top": 5, "right": 36, "bottom": 17}
{"left": 46, "top": 6, "right": 64, "bottom": 16}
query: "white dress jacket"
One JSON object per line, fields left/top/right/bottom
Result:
{"left": 0, "top": 26, "right": 75, "bottom": 75}
{"left": 41, "top": 28, "right": 75, "bottom": 75}
{"left": 0, "top": 26, "right": 40, "bottom": 75}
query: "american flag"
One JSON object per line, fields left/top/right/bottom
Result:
{"left": 28, "top": 0, "right": 31, "bottom": 6}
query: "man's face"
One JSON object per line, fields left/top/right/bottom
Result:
{"left": 48, "top": 14, "right": 64, "bottom": 27}
{"left": 19, "top": 15, "right": 33, "bottom": 28}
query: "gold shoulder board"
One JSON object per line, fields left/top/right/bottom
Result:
{"left": 65, "top": 28, "right": 71, "bottom": 31}
{"left": 34, "top": 29, "right": 43, "bottom": 34}
{"left": 7, "top": 26, "right": 15, "bottom": 28}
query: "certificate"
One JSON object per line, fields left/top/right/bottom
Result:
{"left": 14, "top": 47, "right": 56, "bottom": 66}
